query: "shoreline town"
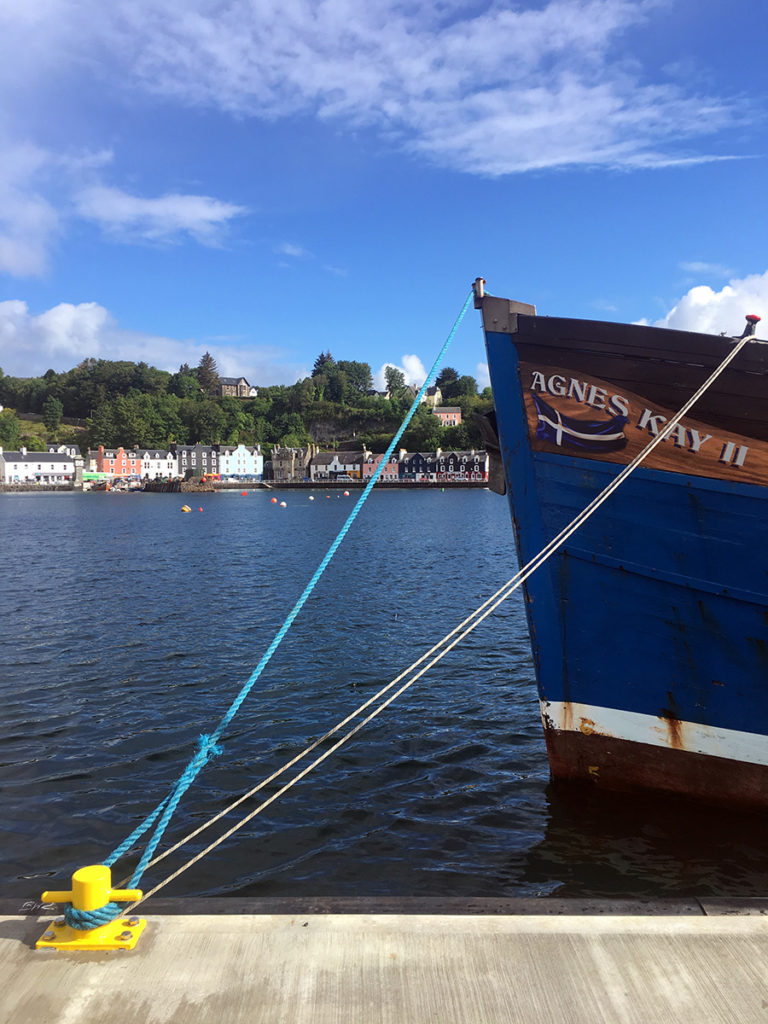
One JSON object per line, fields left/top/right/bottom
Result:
{"left": 0, "top": 442, "right": 489, "bottom": 491}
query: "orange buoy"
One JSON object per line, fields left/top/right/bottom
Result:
{"left": 343, "top": 490, "right": 349, "bottom": 496}
{"left": 271, "top": 497, "right": 277, "bottom": 503}
{"left": 198, "top": 507, "right": 203, "bottom": 512}
{"left": 241, "top": 491, "right": 247, "bottom": 496}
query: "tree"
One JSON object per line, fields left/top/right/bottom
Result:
{"left": 402, "top": 405, "right": 443, "bottom": 451}
{"left": 289, "top": 378, "right": 316, "bottom": 414}
{"left": 443, "top": 423, "right": 472, "bottom": 449}
{"left": 0, "top": 409, "right": 21, "bottom": 449}
{"left": 169, "top": 370, "right": 201, "bottom": 399}
{"left": 42, "top": 395, "right": 64, "bottom": 436}
{"left": 20, "top": 434, "right": 46, "bottom": 452}
{"left": 186, "top": 400, "right": 226, "bottom": 444}
{"left": 337, "top": 360, "right": 373, "bottom": 395}
{"left": 454, "top": 375, "right": 478, "bottom": 399}
{"left": 384, "top": 365, "right": 406, "bottom": 394}
{"left": 436, "top": 366, "right": 459, "bottom": 392}
{"left": 312, "top": 351, "right": 334, "bottom": 377}
{"left": 197, "top": 352, "right": 220, "bottom": 396}
{"left": 325, "top": 363, "right": 348, "bottom": 403}
{"left": 132, "top": 361, "right": 169, "bottom": 394}
{"left": 437, "top": 368, "right": 476, "bottom": 402}
{"left": 88, "top": 402, "right": 117, "bottom": 446}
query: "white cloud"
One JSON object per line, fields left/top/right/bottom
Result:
{"left": 653, "top": 270, "right": 768, "bottom": 337}
{"left": 276, "top": 242, "right": 311, "bottom": 259}
{"left": 0, "top": 137, "right": 243, "bottom": 275}
{"left": 679, "top": 261, "right": 735, "bottom": 279}
{"left": 373, "top": 354, "right": 427, "bottom": 390}
{"left": 74, "top": 185, "right": 246, "bottom": 244}
{"left": 0, "top": 0, "right": 746, "bottom": 176}
{"left": 475, "top": 361, "right": 490, "bottom": 391}
{"left": 0, "top": 299, "right": 307, "bottom": 384}
{"left": 0, "top": 143, "right": 60, "bottom": 276}
{"left": 401, "top": 354, "right": 427, "bottom": 386}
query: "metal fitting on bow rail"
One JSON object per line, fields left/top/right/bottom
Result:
{"left": 36, "top": 865, "right": 146, "bottom": 951}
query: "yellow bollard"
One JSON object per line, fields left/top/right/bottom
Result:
{"left": 36, "top": 865, "right": 146, "bottom": 951}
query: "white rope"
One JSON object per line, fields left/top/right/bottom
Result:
{"left": 123, "top": 331, "right": 754, "bottom": 911}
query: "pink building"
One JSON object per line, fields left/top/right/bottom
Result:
{"left": 361, "top": 453, "right": 401, "bottom": 482}
{"left": 432, "top": 406, "right": 462, "bottom": 427}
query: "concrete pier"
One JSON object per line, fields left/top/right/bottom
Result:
{"left": 2, "top": 899, "right": 768, "bottom": 1023}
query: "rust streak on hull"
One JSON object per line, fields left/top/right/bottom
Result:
{"left": 544, "top": 729, "right": 768, "bottom": 810}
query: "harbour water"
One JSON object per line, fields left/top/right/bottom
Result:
{"left": 2, "top": 489, "right": 766, "bottom": 901}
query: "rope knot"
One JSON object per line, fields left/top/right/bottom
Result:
{"left": 196, "top": 734, "right": 223, "bottom": 763}
{"left": 64, "top": 901, "right": 123, "bottom": 930}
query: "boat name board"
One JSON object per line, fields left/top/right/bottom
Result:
{"left": 520, "top": 362, "right": 767, "bottom": 485}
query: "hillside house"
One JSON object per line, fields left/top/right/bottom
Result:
{"left": 432, "top": 406, "right": 462, "bottom": 427}
{"left": 423, "top": 385, "right": 442, "bottom": 407}
{"left": 219, "top": 377, "right": 257, "bottom": 399}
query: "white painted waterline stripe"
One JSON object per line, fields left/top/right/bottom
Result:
{"left": 542, "top": 700, "right": 768, "bottom": 766}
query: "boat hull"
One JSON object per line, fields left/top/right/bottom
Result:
{"left": 481, "top": 296, "right": 768, "bottom": 808}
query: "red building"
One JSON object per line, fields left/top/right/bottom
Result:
{"left": 96, "top": 445, "right": 143, "bottom": 478}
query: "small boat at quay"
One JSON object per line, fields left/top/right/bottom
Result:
{"left": 475, "top": 280, "right": 768, "bottom": 809}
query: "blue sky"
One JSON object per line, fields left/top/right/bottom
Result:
{"left": 1, "top": 0, "right": 767, "bottom": 389}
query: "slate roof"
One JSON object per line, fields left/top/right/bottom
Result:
{"left": 0, "top": 451, "right": 74, "bottom": 463}
{"left": 47, "top": 443, "right": 81, "bottom": 456}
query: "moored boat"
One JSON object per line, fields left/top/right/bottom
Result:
{"left": 476, "top": 280, "right": 768, "bottom": 808}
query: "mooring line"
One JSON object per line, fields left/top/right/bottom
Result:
{"left": 119, "top": 328, "right": 756, "bottom": 910}
{"left": 95, "top": 289, "right": 476, "bottom": 899}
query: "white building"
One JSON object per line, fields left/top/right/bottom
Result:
{"left": 137, "top": 449, "right": 177, "bottom": 480}
{"left": 308, "top": 451, "right": 365, "bottom": 482}
{"left": 218, "top": 444, "right": 263, "bottom": 479}
{"left": 0, "top": 447, "right": 80, "bottom": 485}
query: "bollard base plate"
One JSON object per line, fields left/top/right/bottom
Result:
{"left": 36, "top": 917, "right": 146, "bottom": 951}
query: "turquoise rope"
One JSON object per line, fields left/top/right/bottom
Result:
{"left": 75, "top": 289, "right": 473, "bottom": 923}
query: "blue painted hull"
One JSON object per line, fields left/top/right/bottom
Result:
{"left": 481, "top": 300, "right": 768, "bottom": 807}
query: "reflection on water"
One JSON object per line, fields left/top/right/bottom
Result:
{"left": 523, "top": 783, "right": 768, "bottom": 899}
